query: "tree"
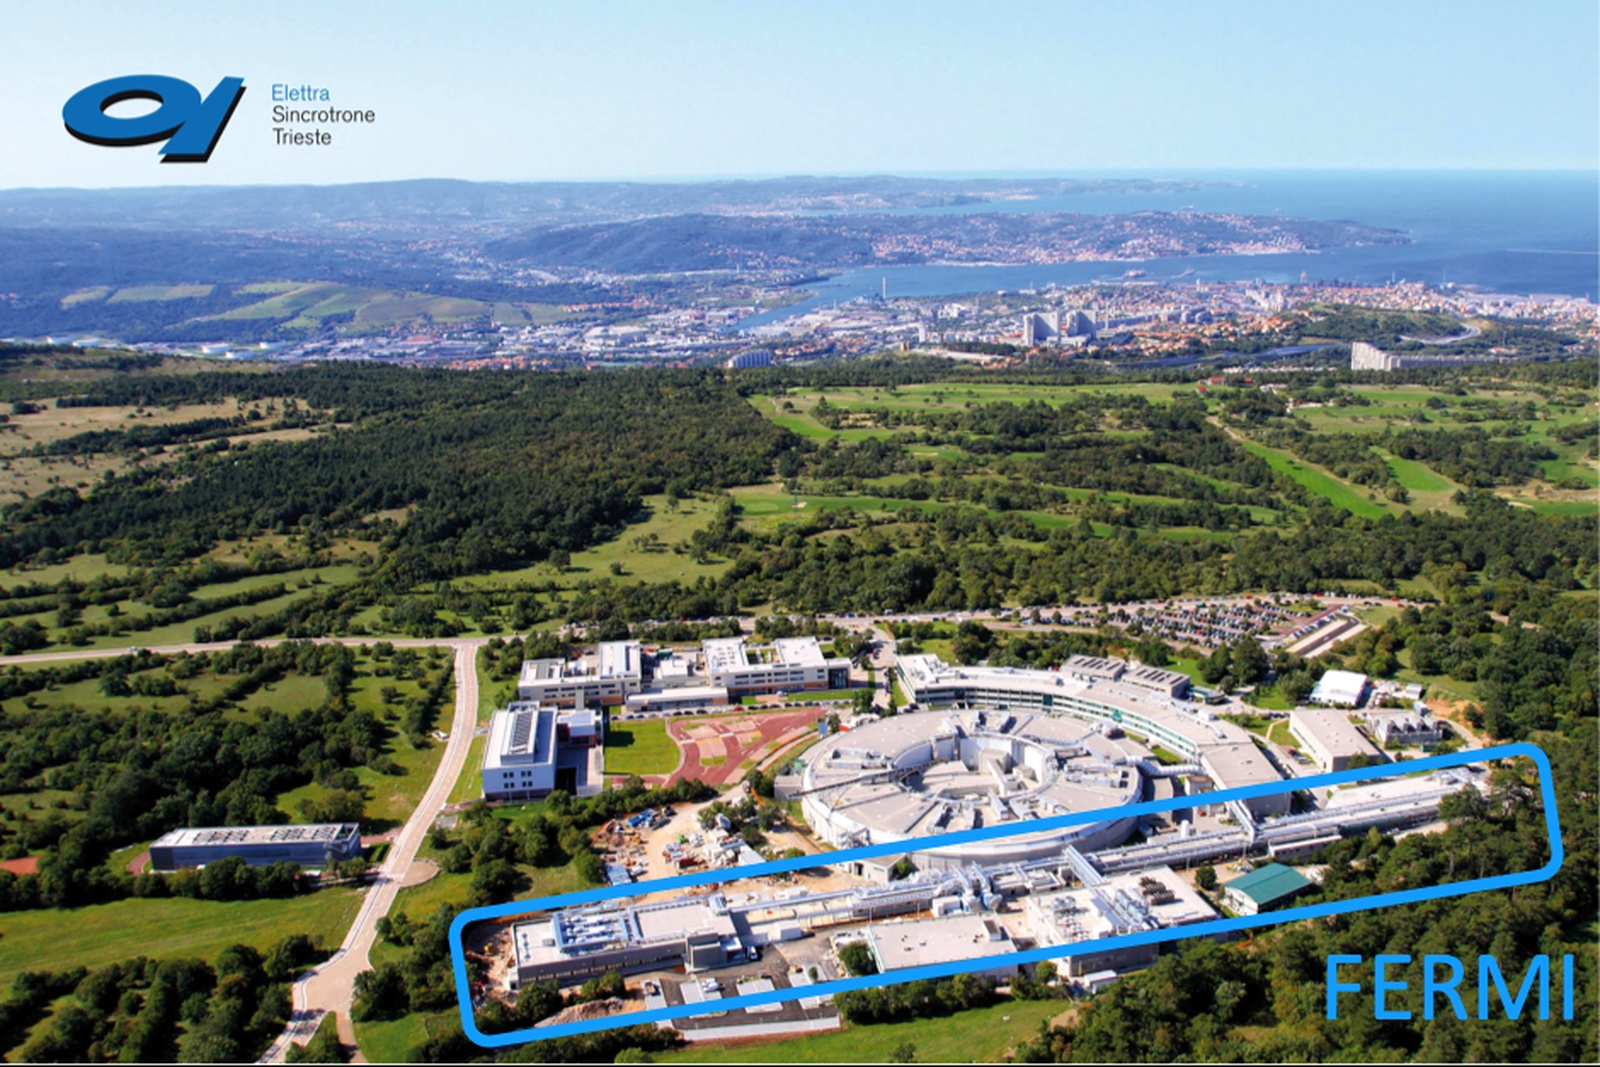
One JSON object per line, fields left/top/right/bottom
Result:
{"left": 1195, "top": 865, "right": 1219, "bottom": 892}
{"left": 852, "top": 688, "right": 876, "bottom": 717}
{"left": 838, "top": 940, "right": 878, "bottom": 976}
{"left": 351, "top": 965, "right": 409, "bottom": 1022}
{"left": 1231, "top": 637, "right": 1270, "bottom": 687}
{"left": 889, "top": 1042, "right": 919, "bottom": 1063}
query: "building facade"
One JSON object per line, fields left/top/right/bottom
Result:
{"left": 149, "top": 823, "right": 361, "bottom": 872}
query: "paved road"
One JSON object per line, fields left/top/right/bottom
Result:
{"left": 0, "top": 635, "right": 469, "bottom": 668}
{"left": 257, "top": 638, "right": 487, "bottom": 1063}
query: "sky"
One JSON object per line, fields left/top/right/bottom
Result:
{"left": 4, "top": 0, "right": 1596, "bottom": 188}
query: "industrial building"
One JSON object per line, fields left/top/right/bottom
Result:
{"left": 1289, "top": 708, "right": 1382, "bottom": 771}
{"left": 149, "top": 823, "right": 361, "bottom": 872}
{"left": 1025, "top": 865, "right": 1217, "bottom": 977}
{"left": 1223, "top": 862, "right": 1312, "bottom": 915}
{"left": 512, "top": 895, "right": 747, "bottom": 987}
{"left": 481, "top": 702, "right": 603, "bottom": 801}
{"left": 1195, "top": 742, "right": 1290, "bottom": 819}
{"left": 514, "top": 636, "right": 849, "bottom": 716}
{"left": 1061, "top": 655, "right": 1193, "bottom": 700}
{"left": 517, "top": 641, "right": 644, "bottom": 707}
{"left": 1308, "top": 669, "right": 1370, "bottom": 708}
{"left": 799, "top": 708, "right": 1145, "bottom": 869}
{"left": 1364, "top": 707, "right": 1443, "bottom": 747}
{"left": 893, "top": 653, "right": 1282, "bottom": 816}
{"left": 864, "top": 914, "right": 1018, "bottom": 980}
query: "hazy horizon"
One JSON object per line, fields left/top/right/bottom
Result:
{"left": 2, "top": 1, "right": 1593, "bottom": 190}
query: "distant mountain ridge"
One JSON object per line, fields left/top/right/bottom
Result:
{"left": 0, "top": 175, "right": 1219, "bottom": 234}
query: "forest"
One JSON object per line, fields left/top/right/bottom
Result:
{"left": 0, "top": 352, "right": 1594, "bottom": 1063}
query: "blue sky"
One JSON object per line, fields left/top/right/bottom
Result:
{"left": 5, "top": 0, "right": 1596, "bottom": 187}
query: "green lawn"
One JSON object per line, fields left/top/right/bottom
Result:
{"left": 1237, "top": 439, "right": 1395, "bottom": 520}
{"left": 0, "top": 890, "right": 364, "bottom": 993}
{"left": 602, "top": 719, "right": 680, "bottom": 776}
{"left": 1376, "top": 451, "right": 1463, "bottom": 513}
{"left": 653, "top": 997, "right": 1067, "bottom": 1064}
{"left": 354, "top": 1012, "right": 441, "bottom": 1064}
{"left": 447, "top": 733, "right": 489, "bottom": 805}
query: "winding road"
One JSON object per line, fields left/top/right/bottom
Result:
{"left": 258, "top": 638, "right": 486, "bottom": 1063}
{"left": 0, "top": 634, "right": 488, "bottom": 1062}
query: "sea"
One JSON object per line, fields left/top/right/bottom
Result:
{"left": 737, "top": 170, "right": 1599, "bottom": 329}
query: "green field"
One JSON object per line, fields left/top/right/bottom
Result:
{"left": 1376, "top": 450, "right": 1463, "bottom": 512}
{"left": 458, "top": 493, "right": 734, "bottom": 591}
{"left": 106, "top": 283, "right": 216, "bottom": 303}
{"left": 0, "top": 890, "right": 364, "bottom": 993}
{"left": 354, "top": 1012, "right": 442, "bottom": 1065}
{"left": 653, "top": 997, "right": 1068, "bottom": 1064}
{"left": 210, "top": 282, "right": 487, "bottom": 332}
{"left": 1238, "top": 439, "right": 1395, "bottom": 520}
{"left": 602, "top": 718, "right": 680, "bottom": 776}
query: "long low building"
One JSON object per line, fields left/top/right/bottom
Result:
{"left": 864, "top": 914, "right": 1018, "bottom": 981}
{"left": 518, "top": 640, "right": 644, "bottom": 707}
{"left": 1289, "top": 708, "right": 1382, "bottom": 772}
{"left": 894, "top": 653, "right": 1286, "bottom": 818}
{"left": 702, "top": 636, "right": 851, "bottom": 696}
{"left": 512, "top": 895, "right": 749, "bottom": 987}
{"left": 149, "top": 823, "right": 361, "bottom": 872}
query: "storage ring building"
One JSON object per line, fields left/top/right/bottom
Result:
{"left": 798, "top": 708, "right": 1145, "bottom": 870}
{"left": 798, "top": 653, "right": 1285, "bottom": 870}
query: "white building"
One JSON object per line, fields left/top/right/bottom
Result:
{"left": 482, "top": 703, "right": 603, "bottom": 801}
{"left": 517, "top": 640, "right": 644, "bottom": 707}
{"left": 1025, "top": 866, "right": 1218, "bottom": 978}
{"left": 893, "top": 653, "right": 1283, "bottom": 816}
{"left": 864, "top": 914, "right": 1017, "bottom": 981}
{"left": 702, "top": 636, "right": 850, "bottom": 697}
{"left": 1308, "top": 670, "right": 1370, "bottom": 708}
{"left": 1351, "top": 342, "right": 1402, "bottom": 371}
{"left": 1289, "top": 708, "right": 1382, "bottom": 772}
{"left": 1364, "top": 707, "right": 1443, "bottom": 747}
{"left": 512, "top": 895, "right": 746, "bottom": 987}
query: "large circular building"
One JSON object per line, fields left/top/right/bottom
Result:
{"left": 800, "top": 708, "right": 1146, "bottom": 870}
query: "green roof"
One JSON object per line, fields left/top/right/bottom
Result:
{"left": 1225, "top": 862, "right": 1311, "bottom": 906}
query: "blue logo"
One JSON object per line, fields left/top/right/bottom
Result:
{"left": 63, "top": 75, "right": 246, "bottom": 162}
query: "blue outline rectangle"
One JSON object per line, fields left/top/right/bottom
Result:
{"left": 448, "top": 742, "right": 1560, "bottom": 1047}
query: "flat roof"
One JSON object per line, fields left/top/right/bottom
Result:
{"left": 1198, "top": 741, "right": 1282, "bottom": 790}
{"left": 1290, "top": 709, "right": 1380, "bottom": 759}
{"left": 152, "top": 823, "right": 358, "bottom": 848}
{"left": 867, "top": 915, "right": 1013, "bottom": 972}
{"left": 772, "top": 636, "right": 827, "bottom": 668}
{"left": 1030, "top": 866, "right": 1216, "bottom": 944}
{"left": 625, "top": 684, "right": 729, "bottom": 707}
{"left": 896, "top": 655, "right": 1230, "bottom": 752}
{"left": 484, "top": 705, "right": 555, "bottom": 771}
{"left": 702, "top": 636, "right": 749, "bottom": 675}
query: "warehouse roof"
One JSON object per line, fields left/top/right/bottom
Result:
{"left": 1225, "top": 862, "right": 1311, "bottom": 908}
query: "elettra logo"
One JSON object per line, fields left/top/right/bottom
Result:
{"left": 63, "top": 75, "right": 246, "bottom": 162}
